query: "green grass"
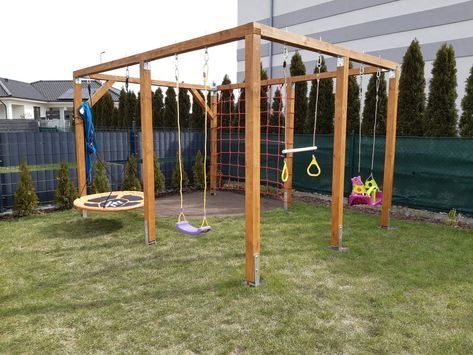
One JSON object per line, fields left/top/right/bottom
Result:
{"left": 0, "top": 162, "right": 76, "bottom": 173}
{"left": 0, "top": 203, "right": 472, "bottom": 353}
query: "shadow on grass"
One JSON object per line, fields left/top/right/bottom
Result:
{"left": 41, "top": 218, "right": 124, "bottom": 239}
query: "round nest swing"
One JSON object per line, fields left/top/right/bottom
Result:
{"left": 73, "top": 191, "right": 144, "bottom": 212}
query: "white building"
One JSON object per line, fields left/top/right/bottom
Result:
{"left": 237, "top": 0, "right": 473, "bottom": 108}
{"left": 0, "top": 78, "right": 120, "bottom": 131}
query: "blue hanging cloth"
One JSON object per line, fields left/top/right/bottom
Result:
{"left": 78, "top": 102, "right": 97, "bottom": 184}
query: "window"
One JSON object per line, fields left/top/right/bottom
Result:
{"left": 46, "top": 108, "right": 60, "bottom": 120}
{"left": 33, "top": 106, "right": 41, "bottom": 119}
{"left": 64, "top": 108, "right": 73, "bottom": 120}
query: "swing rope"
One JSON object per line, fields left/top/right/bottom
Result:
{"left": 370, "top": 68, "right": 382, "bottom": 176}
{"left": 357, "top": 65, "right": 365, "bottom": 174}
{"left": 175, "top": 54, "right": 186, "bottom": 223}
{"left": 200, "top": 48, "right": 209, "bottom": 228}
{"left": 281, "top": 45, "right": 290, "bottom": 183}
{"left": 307, "top": 54, "right": 322, "bottom": 177}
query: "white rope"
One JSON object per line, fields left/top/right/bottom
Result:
{"left": 312, "top": 55, "right": 322, "bottom": 147}
{"left": 357, "top": 65, "right": 364, "bottom": 173}
{"left": 371, "top": 68, "right": 382, "bottom": 173}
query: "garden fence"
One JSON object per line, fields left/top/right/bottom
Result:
{"left": 0, "top": 129, "right": 471, "bottom": 215}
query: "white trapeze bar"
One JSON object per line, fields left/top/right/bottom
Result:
{"left": 282, "top": 146, "right": 318, "bottom": 154}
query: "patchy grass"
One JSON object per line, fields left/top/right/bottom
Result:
{"left": 0, "top": 202, "right": 472, "bottom": 353}
{"left": 0, "top": 162, "right": 76, "bottom": 174}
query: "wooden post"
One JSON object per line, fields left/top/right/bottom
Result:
{"left": 73, "top": 79, "right": 87, "bottom": 218}
{"left": 381, "top": 69, "right": 400, "bottom": 228}
{"left": 330, "top": 57, "right": 350, "bottom": 249}
{"left": 284, "top": 83, "right": 295, "bottom": 210}
{"left": 244, "top": 33, "right": 261, "bottom": 286}
{"left": 210, "top": 94, "right": 218, "bottom": 195}
{"left": 139, "top": 61, "right": 156, "bottom": 245}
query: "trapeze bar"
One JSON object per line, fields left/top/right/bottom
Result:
{"left": 282, "top": 146, "right": 318, "bottom": 154}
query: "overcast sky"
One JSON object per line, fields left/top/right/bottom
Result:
{"left": 1, "top": 0, "right": 238, "bottom": 90}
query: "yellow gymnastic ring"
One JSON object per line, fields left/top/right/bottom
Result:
{"left": 307, "top": 154, "right": 321, "bottom": 177}
{"left": 281, "top": 159, "right": 289, "bottom": 182}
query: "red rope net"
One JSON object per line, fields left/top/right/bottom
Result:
{"left": 216, "top": 85, "right": 292, "bottom": 199}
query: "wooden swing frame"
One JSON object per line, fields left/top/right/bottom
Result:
{"left": 73, "top": 22, "right": 399, "bottom": 286}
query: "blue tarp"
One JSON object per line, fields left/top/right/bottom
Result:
{"left": 78, "top": 102, "right": 96, "bottom": 184}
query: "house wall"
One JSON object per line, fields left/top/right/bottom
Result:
{"left": 237, "top": 0, "right": 473, "bottom": 111}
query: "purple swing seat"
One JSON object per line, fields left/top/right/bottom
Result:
{"left": 176, "top": 221, "right": 211, "bottom": 236}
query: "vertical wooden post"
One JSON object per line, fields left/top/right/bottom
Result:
{"left": 245, "top": 33, "right": 261, "bottom": 286}
{"left": 381, "top": 69, "right": 400, "bottom": 228}
{"left": 284, "top": 83, "right": 295, "bottom": 210}
{"left": 210, "top": 94, "right": 218, "bottom": 195}
{"left": 73, "top": 78, "right": 87, "bottom": 218}
{"left": 330, "top": 57, "right": 350, "bottom": 249}
{"left": 140, "top": 61, "right": 156, "bottom": 245}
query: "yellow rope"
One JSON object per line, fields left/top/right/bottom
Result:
{"left": 201, "top": 53, "right": 209, "bottom": 228}
{"left": 175, "top": 56, "right": 186, "bottom": 223}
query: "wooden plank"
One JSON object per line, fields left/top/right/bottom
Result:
{"left": 217, "top": 66, "right": 380, "bottom": 91}
{"left": 210, "top": 95, "right": 218, "bottom": 195}
{"left": 381, "top": 69, "right": 400, "bottom": 228}
{"left": 257, "top": 23, "right": 398, "bottom": 70}
{"left": 284, "top": 83, "right": 295, "bottom": 210}
{"left": 330, "top": 57, "right": 350, "bottom": 249}
{"left": 139, "top": 61, "right": 156, "bottom": 245}
{"left": 90, "top": 73, "right": 208, "bottom": 91}
{"left": 244, "top": 33, "right": 261, "bottom": 286}
{"left": 74, "top": 23, "right": 256, "bottom": 78}
{"left": 190, "top": 88, "right": 216, "bottom": 121}
{"left": 88, "top": 80, "right": 116, "bottom": 107}
{"left": 73, "top": 79, "right": 87, "bottom": 201}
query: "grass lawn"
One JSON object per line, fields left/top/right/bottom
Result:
{"left": 0, "top": 202, "right": 472, "bottom": 353}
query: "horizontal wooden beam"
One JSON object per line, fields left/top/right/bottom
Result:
{"left": 256, "top": 23, "right": 398, "bottom": 70}
{"left": 90, "top": 74, "right": 208, "bottom": 91}
{"left": 217, "top": 65, "right": 381, "bottom": 91}
{"left": 74, "top": 23, "right": 256, "bottom": 78}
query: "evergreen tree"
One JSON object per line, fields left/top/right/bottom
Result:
{"left": 190, "top": 90, "right": 205, "bottom": 129}
{"left": 54, "top": 162, "right": 77, "bottom": 210}
{"left": 347, "top": 62, "right": 361, "bottom": 134}
{"left": 112, "top": 107, "right": 119, "bottom": 128}
{"left": 117, "top": 88, "right": 128, "bottom": 128}
{"left": 270, "top": 87, "right": 284, "bottom": 132}
{"left": 306, "top": 55, "right": 334, "bottom": 134}
{"left": 90, "top": 160, "right": 110, "bottom": 193}
{"left": 220, "top": 75, "right": 234, "bottom": 127}
{"left": 192, "top": 150, "right": 205, "bottom": 190}
{"left": 260, "top": 64, "right": 269, "bottom": 125}
{"left": 236, "top": 87, "right": 245, "bottom": 129}
{"left": 164, "top": 87, "right": 177, "bottom": 128}
{"left": 178, "top": 89, "right": 191, "bottom": 129}
{"left": 290, "top": 51, "right": 308, "bottom": 133}
{"left": 460, "top": 65, "right": 473, "bottom": 136}
{"left": 93, "top": 92, "right": 115, "bottom": 128}
{"left": 125, "top": 90, "right": 137, "bottom": 128}
{"left": 153, "top": 88, "right": 165, "bottom": 128}
{"left": 397, "top": 39, "right": 426, "bottom": 136}
{"left": 13, "top": 161, "right": 38, "bottom": 216}
{"left": 153, "top": 155, "right": 166, "bottom": 194}
{"left": 121, "top": 155, "right": 141, "bottom": 191}
{"left": 425, "top": 44, "right": 458, "bottom": 137}
{"left": 171, "top": 152, "right": 189, "bottom": 190}
{"left": 362, "top": 72, "right": 387, "bottom": 135}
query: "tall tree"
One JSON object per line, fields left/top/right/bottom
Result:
{"left": 125, "top": 90, "right": 137, "bottom": 128}
{"left": 362, "top": 72, "right": 387, "bottom": 135}
{"left": 460, "top": 65, "right": 473, "bottom": 136}
{"left": 347, "top": 62, "right": 361, "bottom": 134}
{"left": 425, "top": 44, "right": 458, "bottom": 137}
{"left": 178, "top": 89, "right": 191, "bottom": 129}
{"left": 219, "top": 75, "right": 234, "bottom": 127}
{"left": 163, "top": 87, "right": 177, "bottom": 128}
{"left": 397, "top": 39, "right": 426, "bottom": 136}
{"left": 306, "top": 55, "right": 334, "bottom": 134}
{"left": 153, "top": 87, "right": 165, "bottom": 128}
{"left": 290, "top": 51, "right": 308, "bottom": 133}
{"left": 117, "top": 88, "right": 128, "bottom": 128}
{"left": 260, "top": 64, "right": 269, "bottom": 125}
{"left": 235, "top": 87, "right": 245, "bottom": 129}
{"left": 190, "top": 90, "right": 205, "bottom": 129}
{"left": 270, "top": 87, "right": 284, "bottom": 132}
{"left": 135, "top": 92, "right": 141, "bottom": 127}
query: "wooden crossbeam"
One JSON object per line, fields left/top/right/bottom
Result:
{"left": 90, "top": 74, "right": 208, "bottom": 91}
{"left": 88, "top": 80, "right": 116, "bottom": 107}
{"left": 74, "top": 23, "right": 256, "bottom": 78}
{"left": 189, "top": 89, "right": 216, "bottom": 121}
{"left": 256, "top": 23, "right": 398, "bottom": 70}
{"left": 217, "top": 66, "right": 381, "bottom": 91}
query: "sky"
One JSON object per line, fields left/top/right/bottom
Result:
{"left": 1, "top": 0, "right": 238, "bottom": 90}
